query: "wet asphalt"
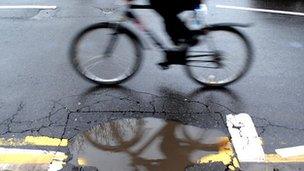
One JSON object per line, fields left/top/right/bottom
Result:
{"left": 0, "top": 0, "right": 304, "bottom": 170}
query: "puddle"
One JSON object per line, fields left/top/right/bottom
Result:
{"left": 69, "top": 117, "right": 226, "bottom": 171}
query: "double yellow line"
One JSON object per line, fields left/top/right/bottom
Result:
{"left": 0, "top": 136, "right": 68, "bottom": 171}
{"left": 198, "top": 136, "right": 304, "bottom": 171}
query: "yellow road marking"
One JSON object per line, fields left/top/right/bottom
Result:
{"left": 0, "top": 148, "right": 67, "bottom": 164}
{"left": 198, "top": 137, "right": 240, "bottom": 170}
{"left": 198, "top": 137, "right": 304, "bottom": 170}
{"left": 266, "top": 154, "right": 304, "bottom": 163}
{"left": 0, "top": 136, "right": 68, "bottom": 147}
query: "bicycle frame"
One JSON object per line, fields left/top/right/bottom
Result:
{"left": 123, "top": 4, "right": 170, "bottom": 50}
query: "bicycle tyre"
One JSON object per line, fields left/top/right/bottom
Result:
{"left": 185, "top": 26, "right": 253, "bottom": 87}
{"left": 70, "top": 22, "right": 143, "bottom": 85}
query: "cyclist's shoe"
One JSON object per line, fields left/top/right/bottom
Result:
{"left": 158, "top": 61, "right": 170, "bottom": 70}
{"left": 173, "top": 36, "right": 199, "bottom": 47}
{"left": 173, "top": 43, "right": 188, "bottom": 52}
{"left": 183, "top": 36, "right": 199, "bottom": 47}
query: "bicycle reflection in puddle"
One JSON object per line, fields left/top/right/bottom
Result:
{"left": 69, "top": 117, "right": 231, "bottom": 171}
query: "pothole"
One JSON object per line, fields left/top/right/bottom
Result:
{"left": 68, "top": 117, "right": 226, "bottom": 171}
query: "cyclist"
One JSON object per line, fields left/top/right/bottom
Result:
{"left": 129, "top": 0, "right": 202, "bottom": 46}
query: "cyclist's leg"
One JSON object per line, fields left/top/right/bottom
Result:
{"left": 162, "top": 13, "right": 193, "bottom": 45}
{"left": 150, "top": 2, "right": 198, "bottom": 45}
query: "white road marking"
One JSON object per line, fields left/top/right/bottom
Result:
{"left": 0, "top": 5, "right": 57, "bottom": 10}
{"left": 216, "top": 5, "right": 304, "bottom": 16}
{"left": 226, "top": 113, "right": 265, "bottom": 162}
{"left": 276, "top": 146, "right": 304, "bottom": 158}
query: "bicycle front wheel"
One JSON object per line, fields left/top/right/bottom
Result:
{"left": 70, "top": 22, "right": 142, "bottom": 85}
{"left": 185, "top": 26, "right": 253, "bottom": 86}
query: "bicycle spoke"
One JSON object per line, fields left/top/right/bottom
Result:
{"left": 81, "top": 55, "right": 105, "bottom": 70}
{"left": 223, "top": 60, "right": 240, "bottom": 71}
{"left": 222, "top": 61, "right": 238, "bottom": 75}
{"left": 205, "top": 36, "right": 218, "bottom": 52}
{"left": 111, "top": 122, "right": 125, "bottom": 144}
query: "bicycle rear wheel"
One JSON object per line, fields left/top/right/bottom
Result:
{"left": 185, "top": 26, "right": 253, "bottom": 86}
{"left": 70, "top": 22, "right": 142, "bottom": 85}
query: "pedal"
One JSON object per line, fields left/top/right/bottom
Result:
{"left": 157, "top": 62, "right": 170, "bottom": 70}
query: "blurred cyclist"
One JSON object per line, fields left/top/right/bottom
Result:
{"left": 128, "top": 0, "right": 202, "bottom": 46}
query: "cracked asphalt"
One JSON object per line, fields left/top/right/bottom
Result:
{"left": 0, "top": 0, "right": 304, "bottom": 170}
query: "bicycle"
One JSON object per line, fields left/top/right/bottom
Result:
{"left": 70, "top": 2, "right": 253, "bottom": 86}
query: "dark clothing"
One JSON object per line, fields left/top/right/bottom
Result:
{"left": 150, "top": 0, "right": 201, "bottom": 44}
{"left": 150, "top": 0, "right": 200, "bottom": 13}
